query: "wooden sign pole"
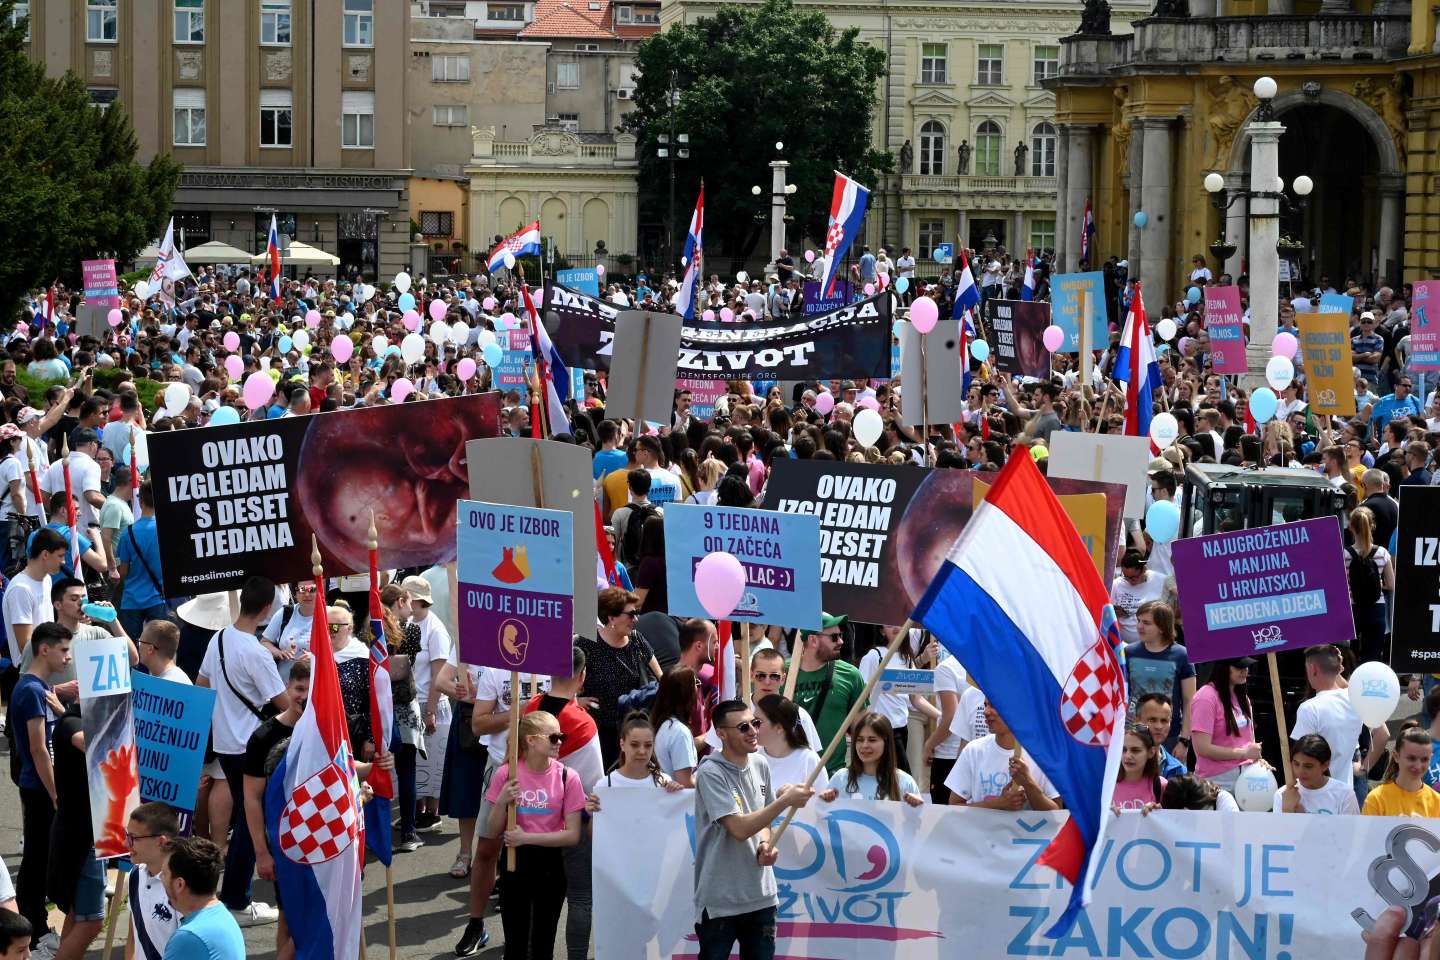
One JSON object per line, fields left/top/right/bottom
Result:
{"left": 1267, "top": 651, "right": 1294, "bottom": 786}
{"left": 738, "top": 622, "right": 751, "bottom": 703}
{"left": 1079, "top": 289, "right": 1094, "bottom": 390}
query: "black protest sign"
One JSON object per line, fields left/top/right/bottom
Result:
{"left": 983, "top": 299, "right": 1052, "bottom": 379}
{"left": 1393, "top": 486, "right": 1440, "bottom": 671}
{"left": 542, "top": 283, "right": 893, "bottom": 381}
{"left": 149, "top": 392, "right": 502, "bottom": 596}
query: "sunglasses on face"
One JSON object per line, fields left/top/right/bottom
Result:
{"left": 532, "top": 732, "right": 566, "bottom": 745}
{"left": 753, "top": 672, "right": 783, "bottom": 683}
{"left": 619, "top": 609, "right": 640, "bottom": 618}
{"left": 724, "top": 720, "right": 760, "bottom": 734}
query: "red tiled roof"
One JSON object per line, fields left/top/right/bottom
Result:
{"left": 519, "top": 0, "right": 616, "bottom": 39}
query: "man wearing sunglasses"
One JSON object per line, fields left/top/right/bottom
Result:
{"left": 790, "top": 614, "right": 864, "bottom": 774}
{"left": 693, "top": 699, "right": 814, "bottom": 960}
{"left": 702, "top": 649, "right": 821, "bottom": 755}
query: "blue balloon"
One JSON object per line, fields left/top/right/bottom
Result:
{"left": 1157, "top": 343, "right": 1170, "bottom": 354}
{"left": 892, "top": 321, "right": 906, "bottom": 338}
{"left": 277, "top": 336, "right": 293, "bottom": 353}
{"left": 895, "top": 277, "right": 910, "bottom": 294}
{"left": 1133, "top": 211, "right": 1149, "bottom": 228}
{"left": 1186, "top": 286, "right": 1202, "bottom": 304}
{"left": 398, "top": 292, "right": 416, "bottom": 312}
{"left": 483, "top": 343, "right": 504, "bottom": 367}
{"left": 210, "top": 406, "right": 240, "bottom": 426}
{"left": 1249, "top": 386, "right": 1278, "bottom": 423}
{"left": 385, "top": 345, "right": 401, "bottom": 358}
{"left": 971, "top": 340, "right": 990, "bottom": 363}
{"left": 1145, "top": 500, "right": 1182, "bottom": 545}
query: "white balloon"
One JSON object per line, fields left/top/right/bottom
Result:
{"left": 372, "top": 334, "right": 389, "bottom": 355}
{"left": 364, "top": 284, "right": 378, "bottom": 302}
{"left": 449, "top": 321, "right": 470, "bottom": 346}
{"left": 163, "top": 382, "right": 190, "bottom": 417}
{"left": 853, "top": 408, "right": 884, "bottom": 448}
{"left": 401, "top": 332, "right": 426, "bottom": 365}
{"left": 133, "top": 280, "right": 150, "bottom": 299}
{"left": 736, "top": 271, "right": 749, "bottom": 284}
{"left": 291, "top": 329, "right": 310, "bottom": 351}
{"left": 1233, "top": 763, "right": 1278, "bottom": 812}
{"left": 340, "top": 312, "right": 355, "bottom": 329}
{"left": 1265, "top": 355, "right": 1295, "bottom": 392}
{"left": 430, "top": 320, "right": 450, "bottom": 345}
{"left": 1156, "top": 318, "right": 1178, "bottom": 341}
{"left": 395, "top": 271, "right": 412, "bottom": 294}
{"left": 503, "top": 252, "right": 516, "bottom": 270}
{"left": 1348, "top": 661, "right": 1401, "bottom": 727}
{"left": 1149, "top": 411, "right": 1179, "bottom": 448}
{"left": 478, "top": 329, "right": 497, "bottom": 349}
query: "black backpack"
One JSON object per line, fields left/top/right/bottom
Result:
{"left": 621, "top": 502, "right": 658, "bottom": 565}
{"left": 1347, "top": 545, "right": 1382, "bottom": 607}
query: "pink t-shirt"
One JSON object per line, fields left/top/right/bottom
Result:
{"left": 485, "top": 759, "right": 586, "bottom": 834}
{"left": 1112, "top": 776, "right": 1166, "bottom": 811}
{"left": 747, "top": 456, "right": 767, "bottom": 496}
{"left": 1189, "top": 684, "right": 1255, "bottom": 779}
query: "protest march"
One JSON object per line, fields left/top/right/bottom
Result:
{"left": 7, "top": 131, "right": 1440, "bottom": 960}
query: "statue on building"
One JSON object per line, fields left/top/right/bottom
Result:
{"left": 1151, "top": 0, "right": 1189, "bottom": 17}
{"left": 900, "top": 139, "right": 913, "bottom": 174}
{"left": 1078, "top": 0, "right": 1112, "bottom": 35}
{"left": 1014, "top": 141, "right": 1029, "bottom": 176}
{"left": 1205, "top": 75, "right": 1250, "bottom": 169}
{"left": 957, "top": 140, "right": 971, "bottom": 175}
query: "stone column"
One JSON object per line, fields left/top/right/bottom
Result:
{"left": 1012, "top": 210, "right": 1026, "bottom": 254}
{"left": 1222, "top": 173, "right": 1248, "bottom": 281}
{"left": 1064, "top": 125, "right": 1094, "bottom": 271}
{"left": 769, "top": 159, "right": 790, "bottom": 269}
{"left": 1245, "top": 118, "right": 1285, "bottom": 390}
{"left": 1137, "top": 117, "right": 1174, "bottom": 290}
{"left": 958, "top": 209, "right": 970, "bottom": 250}
{"left": 1127, "top": 121, "right": 1146, "bottom": 272}
{"left": 1055, "top": 125, "right": 1070, "bottom": 269}
{"left": 1378, "top": 174, "right": 1405, "bottom": 287}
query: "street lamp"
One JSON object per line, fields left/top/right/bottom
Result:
{"left": 658, "top": 70, "right": 689, "bottom": 275}
{"left": 751, "top": 143, "right": 796, "bottom": 272}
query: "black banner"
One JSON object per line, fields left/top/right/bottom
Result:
{"left": 765, "top": 459, "right": 1126, "bottom": 625}
{"left": 1393, "top": 486, "right": 1440, "bottom": 671}
{"left": 150, "top": 392, "right": 502, "bottom": 596}
{"left": 542, "top": 283, "right": 893, "bottom": 380}
{"left": 983, "top": 299, "right": 1053, "bottom": 379}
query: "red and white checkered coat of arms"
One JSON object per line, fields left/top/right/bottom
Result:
{"left": 1058, "top": 636, "right": 1124, "bottom": 748}
{"left": 278, "top": 760, "right": 360, "bottom": 865}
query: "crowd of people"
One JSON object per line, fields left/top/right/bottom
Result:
{"left": 0, "top": 246, "right": 1430, "bottom": 960}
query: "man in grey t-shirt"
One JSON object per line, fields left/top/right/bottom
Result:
{"left": 693, "top": 699, "right": 814, "bottom": 959}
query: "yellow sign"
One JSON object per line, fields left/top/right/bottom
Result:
{"left": 974, "top": 479, "right": 1109, "bottom": 578}
{"left": 1299, "top": 310, "right": 1356, "bottom": 416}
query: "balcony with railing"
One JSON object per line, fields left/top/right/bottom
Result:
{"left": 470, "top": 125, "right": 637, "bottom": 167}
{"left": 901, "top": 174, "right": 1058, "bottom": 194}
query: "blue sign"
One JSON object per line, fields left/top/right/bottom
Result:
{"left": 1319, "top": 292, "right": 1357, "bottom": 315}
{"left": 1050, "top": 272, "right": 1108, "bottom": 352}
{"left": 878, "top": 668, "right": 934, "bottom": 695}
{"left": 557, "top": 268, "right": 601, "bottom": 297}
{"left": 663, "top": 503, "right": 822, "bottom": 630}
{"left": 132, "top": 672, "right": 215, "bottom": 834}
{"left": 804, "top": 280, "right": 852, "bottom": 317}
{"left": 932, "top": 243, "right": 954, "bottom": 265}
{"left": 495, "top": 329, "right": 532, "bottom": 399}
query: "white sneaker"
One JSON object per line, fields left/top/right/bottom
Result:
{"left": 230, "top": 901, "right": 280, "bottom": 926}
{"left": 31, "top": 931, "right": 60, "bottom": 960}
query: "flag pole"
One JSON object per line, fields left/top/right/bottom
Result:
{"left": 738, "top": 622, "right": 751, "bottom": 705}
{"left": 100, "top": 869, "right": 127, "bottom": 960}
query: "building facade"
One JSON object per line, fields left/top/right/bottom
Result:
{"left": 14, "top": 0, "right": 411, "bottom": 280}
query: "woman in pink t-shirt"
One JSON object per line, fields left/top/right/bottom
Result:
{"left": 1189, "top": 657, "right": 1265, "bottom": 791}
{"left": 1112, "top": 724, "right": 1166, "bottom": 813}
{"left": 485, "top": 710, "right": 585, "bottom": 958}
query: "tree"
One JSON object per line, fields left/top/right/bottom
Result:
{"left": 623, "top": 0, "right": 890, "bottom": 274}
{"left": 0, "top": 0, "right": 180, "bottom": 318}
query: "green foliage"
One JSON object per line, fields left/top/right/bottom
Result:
{"left": 18, "top": 366, "right": 165, "bottom": 416}
{"left": 624, "top": 0, "right": 890, "bottom": 270}
{"left": 0, "top": 0, "right": 180, "bottom": 319}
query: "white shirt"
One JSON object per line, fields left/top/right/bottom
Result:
{"left": 0, "top": 455, "right": 39, "bottom": 519}
{"left": 412, "top": 612, "right": 454, "bottom": 725}
{"left": 1190, "top": 266, "right": 1213, "bottom": 283}
{"left": 931, "top": 656, "right": 969, "bottom": 760}
{"left": 1290, "top": 688, "right": 1364, "bottom": 788}
{"left": 2, "top": 570, "right": 52, "bottom": 663}
{"left": 153, "top": 663, "right": 191, "bottom": 684}
{"left": 470, "top": 666, "right": 549, "bottom": 754}
{"left": 896, "top": 256, "right": 916, "bottom": 278}
{"left": 199, "top": 626, "right": 286, "bottom": 755}
{"left": 859, "top": 646, "right": 910, "bottom": 729}
{"left": 944, "top": 734, "right": 1057, "bottom": 806}
{"left": 1109, "top": 572, "right": 1167, "bottom": 645}
{"left": 129, "top": 864, "right": 181, "bottom": 960}
{"left": 704, "top": 700, "right": 821, "bottom": 753}
{"left": 761, "top": 746, "right": 821, "bottom": 788}
{"left": 655, "top": 716, "right": 698, "bottom": 777}
{"left": 594, "top": 769, "right": 673, "bottom": 790}
{"left": 1270, "top": 778, "right": 1359, "bottom": 815}
{"left": 41, "top": 451, "right": 102, "bottom": 532}
{"left": 262, "top": 604, "right": 314, "bottom": 680}
{"left": 949, "top": 685, "right": 989, "bottom": 745}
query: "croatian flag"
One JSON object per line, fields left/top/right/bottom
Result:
{"left": 819, "top": 172, "right": 870, "bottom": 296}
{"left": 957, "top": 308, "right": 977, "bottom": 396}
{"left": 1021, "top": 251, "right": 1036, "bottom": 302}
{"left": 913, "top": 450, "right": 1126, "bottom": 938}
{"left": 267, "top": 585, "right": 364, "bottom": 960}
{"left": 488, "top": 221, "right": 543, "bottom": 274}
{"left": 1113, "top": 281, "right": 1162, "bottom": 441}
{"left": 675, "top": 185, "right": 704, "bottom": 321}
{"left": 364, "top": 546, "right": 394, "bottom": 866}
{"left": 1080, "top": 199, "right": 1096, "bottom": 265}
{"left": 265, "top": 215, "right": 282, "bottom": 303}
{"left": 951, "top": 247, "right": 981, "bottom": 319}
{"left": 714, "top": 622, "right": 736, "bottom": 703}
{"left": 521, "top": 283, "right": 571, "bottom": 436}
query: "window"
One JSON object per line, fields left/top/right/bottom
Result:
{"left": 920, "top": 43, "right": 947, "bottom": 84}
{"left": 616, "top": 5, "right": 631, "bottom": 21}
{"left": 255, "top": 213, "right": 297, "bottom": 251}
{"left": 1030, "top": 122, "right": 1056, "bottom": 176}
{"left": 488, "top": 3, "right": 525, "bottom": 19}
{"left": 174, "top": 0, "right": 204, "bottom": 42}
{"left": 87, "top": 0, "right": 117, "bottom": 41}
{"left": 557, "top": 112, "right": 579, "bottom": 131}
{"left": 343, "top": 0, "right": 373, "bottom": 47}
{"left": 427, "top": 1, "right": 467, "bottom": 13}
{"left": 631, "top": 6, "right": 658, "bottom": 22}
{"left": 432, "top": 104, "right": 468, "bottom": 126}
{"left": 261, "top": 0, "right": 291, "bottom": 44}
{"left": 1030, "top": 218, "right": 1055, "bottom": 252}
{"left": 420, "top": 211, "right": 455, "bottom": 236}
{"left": 173, "top": 212, "right": 211, "bottom": 246}
{"left": 975, "top": 120, "right": 1002, "bottom": 175}
{"left": 918, "top": 220, "right": 945, "bottom": 262}
{"left": 1033, "top": 45, "right": 1059, "bottom": 85}
{"left": 173, "top": 89, "right": 206, "bottom": 145}
{"left": 9, "top": 2, "right": 30, "bottom": 40}
{"left": 918, "top": 120, "right": 945, "bottom": 176}
{"left": 342, "top": 91, "right": 375, "bottom": 148}
{"left": 978, "top": 43, "right": 1004, "bottom": 85}
{"left": 432, "top": 54, "right": 470, "bottom": 81}
{"left": 556, "top": 61, "right": 579, "bottom": 89}
{"left": 260, "top": 90, "right": 293, "bottom": 147}
{"left": 574, "top": 42, "right": 598, "bottom": 51}
{"left": 89, "top": 88, "right": 118, "bottom": 112}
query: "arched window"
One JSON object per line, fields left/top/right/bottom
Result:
{"left": 919, "top": 121, "right": 946, "bottom": 176}
{"left": 1031, "top": 122, "right": 1056, "bottom": 177}
{"left": 975, "top": 120, "right": 1002, "bottom": 176}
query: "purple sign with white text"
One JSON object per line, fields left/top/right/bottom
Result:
{"left": 1203, "top": 286, "right": 1247, "bottom": 373}
{"left": 1172, "top": 516, "right": 1355, "bottom": 663}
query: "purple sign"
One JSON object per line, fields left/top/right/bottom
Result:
{"left": 1172, "top": 517, "right": 1354, "bottom": 663}
{"left": 1203, "top": 286, "right": 1247, "bottom": 374}
{"left": 457, "top": 499, "right": 574, "bottom": 677}
{"left": 82, "top": 258, "right": 119, "bottom": 309}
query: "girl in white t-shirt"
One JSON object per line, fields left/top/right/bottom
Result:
{"left": 820, "top": 713, "right": 924, "bottom": 806}
{"left": 587, "top": 713, "right": 684, "bottom": 813}
{"left": 754, "top": 694, "right": 822, "bottom": 789}
{"left": 1274, "top": 733, "right": 1360, "bottom": 814}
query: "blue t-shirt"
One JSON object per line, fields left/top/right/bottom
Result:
{"left": 163, "top": 903, "right": 245, "bottom": 960}
{"left": 25, "top": 524, "right": 90, "bottom": 580}
{"left": 7, "top": 673, "right": 53, "bottom": 790}
{"left": 117, "top": 517, "right": 166, "bottom": 610}
{"left": 1369, "top": 393, "right": 1423, "bottom": 429}
{"left": 1159, "top": 744, "right": 1187, "bottom": 780}
{"left": 826, "top": 767, "right": 922, "bottom": 801}
{"left": 592, "top": 448, "right": 627, "bottom": 482}
{"left": 1124, "top": 641, "right": 1196, "bottom": 747}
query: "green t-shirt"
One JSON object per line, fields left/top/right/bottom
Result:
{"left": 791, "top": 659, "right": 865, "bottom": 773}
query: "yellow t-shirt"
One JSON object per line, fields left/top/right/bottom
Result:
{"left": 602, "top": 467, "right": 631, "bottom": 522}
{"left": 1362, "top": 781, "right": 1440, "bottom": 818}
{"left": 1348, "top": 463, "right": 1367, "bottom": 486}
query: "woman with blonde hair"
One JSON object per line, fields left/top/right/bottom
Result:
{"left": 1345, "top": 505, "right": 1393, "bottom": 662}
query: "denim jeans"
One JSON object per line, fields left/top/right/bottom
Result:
{"left": 563, "top": 831, "right": 592, "bottom": 960}
{"left": 216, "top": 752, "right": 255, "bottom": 911}
{"left": 120, "top": 603, "right": 173, "bottom": 645}
{"left": 695, "top": 906, "right": 777, "bottom": 960}
{"left": 394, "top": 742, "right": 418, "bottom": 836}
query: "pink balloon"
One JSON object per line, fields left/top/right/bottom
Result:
{"left": 498, "top": 312, "right": 516, "bottom": 330}
{"left": 702, "top": 309, "right": 716, "bottom": 322}
{"left": 815, "top": 391, "right": 835, "bottom": 415}
{"left": 804, "top": 250, "right": 816, "bottom": 263}
{"left": 224, "top": 355, "right": 244, "bottom": 379}
{"left": 483, "top": 297, "right": 497, "bottom": 311}
{"left": 596, "top": 264, "right": 606, "bottom": 277}
{"left": 1272, "top": 331, "right": 1299, "bottom": 359}
{"left": 403, "top": 309, "right": 420, "bottom": 331}
{"left": 694, "top": 551, "right": 746, "bottom": 619}
{"left": 223, "top": 331, "right": 240, "bottom": 352}
{"left": 242, "top": 371, "right": 274, "bottom": 411}
{"left": 1178, "top": 336, "right": 1195, "bottom": 355}
{"left": 107, "top": 308, "right": 123, "bottom": 327}
{"left": 391, "top": 377, "right": 414, "bottom": 403}
{"left": 720, "top": 307, "right": 735, "bottom": 322}
{"left": 456, "top": 357, "right": 477, "bottom": 381}
{"left": 429, "top": 299, "right": 448, "bottom": 322}
{"left": 1043, "top": 325, "right": 1066, "bottom": 352}
{"left": 858, "top": 396, "right": 880, "bottom": 411}
{"left": 864, "top": 283, "right": 876, "bottom": 296}
{"left": 331, "top": 336, "right": 354, "bottom": 364}
{"left": 305, "top": 309, "right": 321, "bottom": 329}
{"left": 910, "top": 297, "right": 939, "bottom": 334}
